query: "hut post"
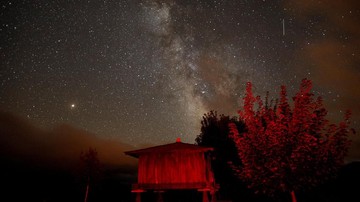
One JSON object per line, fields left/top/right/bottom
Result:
{"left": 198, "top": 188, "right": 210, "bottom": 202}
{"left": 132, "top": 189, "right": 145, "bottom": 202}
{"left": 210, "top": 189, "right": 216, "bottom": 202}
{"left": 135, "top": 192, "right": 141, "bottom": 202}
{"left": 155, "top": 190, "right": 165, "bottom": 202}
{"left": 202, "top": 190, "right": 209, "bottom": 202}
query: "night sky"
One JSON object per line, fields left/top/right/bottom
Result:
{"left": 1, "top": 0, "right": 359, "bottom": 159}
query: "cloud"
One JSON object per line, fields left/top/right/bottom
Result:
{"left": 284, "top": 1, "right": 359, "bottom": 86}
{"left": 283, "top": 0, "right": 360, "bottom": 161}
{"left": 284, "top": 0, "right": 360, "bottom": 102}
{"left": 0, "top": 111, "right": 137, "bottom": 171}
{"left": 305, "top": 40, "right": 360, "bottom": 112}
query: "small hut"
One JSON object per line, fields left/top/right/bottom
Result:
{"left": 125, "top": 138, "right": 218, "bottom": 202}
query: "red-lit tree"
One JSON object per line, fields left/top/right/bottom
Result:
{"left": 229, "top": 79, "right": 355, "bottom": 202}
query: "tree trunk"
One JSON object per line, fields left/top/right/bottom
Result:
{"left": 290, "top": 190, "right": 297, "bottom": 202}
{"left": 84, "top": 177, "right": 90, "bottom": 202}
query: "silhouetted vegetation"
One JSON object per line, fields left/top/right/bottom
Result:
{"left": 195, "top": 111, "right": 248, "bottom": 201}
{"left": 80, "top": 147, "right": 100, "bottom": 202}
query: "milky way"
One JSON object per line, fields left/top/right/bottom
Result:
{"left": 1, "top": 0, "right": 359, "bottom": 158}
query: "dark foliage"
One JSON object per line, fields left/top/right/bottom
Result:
{"left": 195, "top": 111, "right": 249, "bottom": 201}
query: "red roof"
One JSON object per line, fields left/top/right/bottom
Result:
{"left": 124, "top": 140, "right": 213, "bottom": 158}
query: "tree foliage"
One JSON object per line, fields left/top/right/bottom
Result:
{"left": 195, "top": 111, "right": 246, "bottom": 200}
{"left": 229, "top": 79, "right": 355, "bottom": 201}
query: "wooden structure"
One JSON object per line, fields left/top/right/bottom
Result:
{"left": 125, "top": 138, "right": 218, "bottom": 202}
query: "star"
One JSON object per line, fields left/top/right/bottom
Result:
{"left": 0, "top": 0, "right": 358, "bottom": 152}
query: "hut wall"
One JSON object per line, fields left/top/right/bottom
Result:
{"left": 138, "top": 152, "right": 207, "bottom": 184}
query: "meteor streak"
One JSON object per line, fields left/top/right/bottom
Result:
{"left": 282, "top": 18, "right": 285, "bottom": 36}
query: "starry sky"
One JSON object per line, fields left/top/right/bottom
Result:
{"left": 1, "top": 0, "right": 359, "bottom": 159}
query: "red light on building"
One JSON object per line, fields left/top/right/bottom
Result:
{"left": 125, "top": 139, "right": 218, "bottom": 202}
